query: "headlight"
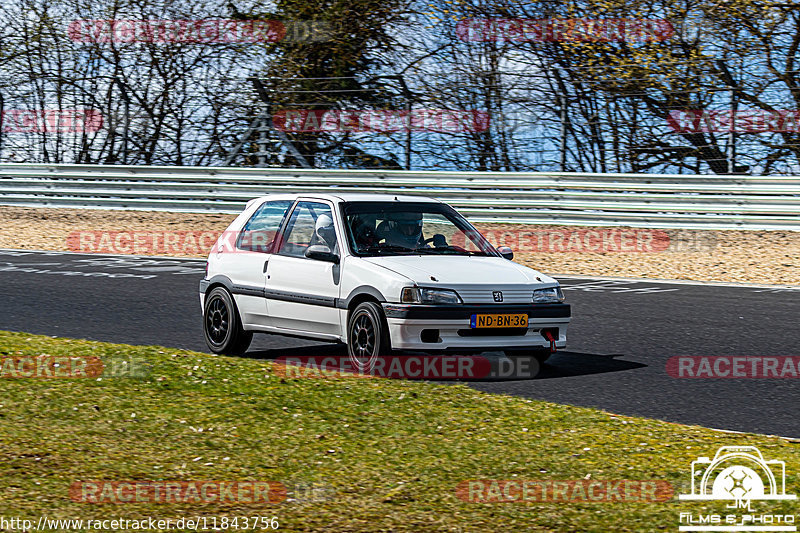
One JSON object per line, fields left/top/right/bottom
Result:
{"left": 401, "top": 287, "right": 462, "bottom": 304}
{"left": 533, "top": 287, "right": 565, "bottom": 303}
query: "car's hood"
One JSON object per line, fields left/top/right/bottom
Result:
{"left": 362, "top": 255, "right": 558, "bottom": 303}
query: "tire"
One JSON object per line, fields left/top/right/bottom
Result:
{"left": 203, "top": 287, "right": 253, "bottom": 356}
{"left": 504, "top": 348, "right": 552, "bottom": 365}
{"left": 347, "top": 301, "right": 390, "bottom": 373}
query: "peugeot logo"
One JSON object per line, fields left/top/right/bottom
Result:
{"left": 492, "top": 291, "right": 503, "bottom": 302}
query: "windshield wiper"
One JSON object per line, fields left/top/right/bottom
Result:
{"left": 360, "top": 244, "right": 490, "bottom": 256}
{"left": 413, "top": 246, "right": 489, "bottom": 256}
{"left": 360, "top": 244, "right": 415, "bottom": 255}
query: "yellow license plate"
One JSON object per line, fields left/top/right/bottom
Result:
{"left": 470, "top": 313, "right": 528, "bottom": 329}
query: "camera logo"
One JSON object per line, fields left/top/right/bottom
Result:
{"left": 680, "top": 446, "right": 794, "bottom": 503}
{"left": 678, "top": 446, "right": 796, "bottom": 532}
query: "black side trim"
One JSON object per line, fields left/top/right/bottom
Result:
{"left": 264, "top": 289, "right": 337, "bottom": 308}
{"left": 203, "top": 277, "right": 338, "bottom": 308}
{"left": 381, "top": 303, "right": 571, "bottom": 320}
{"left": 233, "top": 285, "right": 266, "bottom": 298}
{"left": 336, "top": 286, "right": 387, "bottom": 309}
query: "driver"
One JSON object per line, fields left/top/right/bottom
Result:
{"left": 383, "top": 211, "right": 424, "bottom": 249}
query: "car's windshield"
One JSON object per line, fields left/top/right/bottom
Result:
{"left": 342, "top": 201, "right": 499, "bottom": 257}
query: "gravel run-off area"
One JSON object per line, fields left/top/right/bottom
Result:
{"left": 1, "top": 206, "right": 799, "bottom": 285}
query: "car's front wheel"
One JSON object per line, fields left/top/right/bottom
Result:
{"left": 347, "top": 301, "right": 390, "bottom": 373}
{"left": 203, "top": 287, "right": 253, "bottom": 355}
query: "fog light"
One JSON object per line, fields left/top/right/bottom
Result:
{"left": 420, "top": 329, "right": 440, "bottom": 343}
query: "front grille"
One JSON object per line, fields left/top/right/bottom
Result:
{"left": 456, "top": 289, "right": 532, "bottom": 304}
{"left": 457, "top": 327, "right": 528, "bottom": 337}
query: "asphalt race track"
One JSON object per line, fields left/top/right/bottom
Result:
{"left": 3, "top": 249, "right": 800, "bottom": 438}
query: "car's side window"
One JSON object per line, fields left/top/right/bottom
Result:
{"left": 237, "top": 200, "right": 293, "bottom": 253}
{"left": 278, "top": 201, "right": 336, "bottom": 258}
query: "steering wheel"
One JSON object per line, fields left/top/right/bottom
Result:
{"left": 422, "top": 234, "right": 448, "bottom": 247}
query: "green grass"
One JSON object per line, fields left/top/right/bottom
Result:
{"left": 0, "top": 330, "right": 798, "bottom": 532}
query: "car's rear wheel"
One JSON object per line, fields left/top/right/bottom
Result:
{"left": 347, "top": 301, "right": 390, "bottom": 373}
{"left": 204, "top": 287, "right": 253, "bottom": 355}
{"left": 504, "top": 348, "right": 552, "bottom": 364}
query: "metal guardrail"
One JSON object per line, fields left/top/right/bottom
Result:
{"left": 1, "top": 163, "right": 799, "bottom": 230}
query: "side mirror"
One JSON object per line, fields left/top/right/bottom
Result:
{"left": 305, "top": 244, "right": 340, "bottom": 264}
{"left": 497, "top": 246, "right": 514, "bottom": 260}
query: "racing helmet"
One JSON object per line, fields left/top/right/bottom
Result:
{"left": 386, "top": 211, "right": 423, "bottom": 248}
{"left": 314, "top": 213, "right": 337, "bottom": 249}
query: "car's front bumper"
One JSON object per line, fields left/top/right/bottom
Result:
{"left": 382, "top": 303, "right": 570, "bottom": 352}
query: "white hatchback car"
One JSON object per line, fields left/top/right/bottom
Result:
{"left": 200, "top": 193, "right": 570, "bottom": 370}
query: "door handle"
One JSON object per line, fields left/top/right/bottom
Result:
{"left": 263, "top": 260, "right": 269, "bottom": 273}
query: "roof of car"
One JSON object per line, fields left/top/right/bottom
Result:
{"left": 328, "top": 193, "right": 441, "bottom": 203}
{"left": 252, "top": 192, "right": 443, "bottom": 204}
